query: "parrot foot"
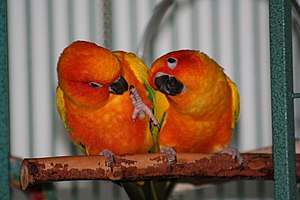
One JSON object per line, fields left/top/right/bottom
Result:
{"left": 160, "top": 147, "right": 177, "bottom": 170}
{"left": 218, "top": 147, "right": 243, "bottom": 165}
{"left": 129, "top": 85, "right": 160, "bottom": 129}
{"left": 100, "top": 149, "right": 115, "bottom": 172}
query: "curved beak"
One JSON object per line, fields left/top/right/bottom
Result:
{"left": 109, "top": 76, "right": 128, "bottom": 95}
{"left": 154, "top": 75, "right": 183, "bottom": 95}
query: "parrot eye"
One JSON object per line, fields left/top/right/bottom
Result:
{"left": 88, "top": 82, "right": 103, "bottom": 88}
{"left": 167, "top": 57, "right": 178, "bottom": 69}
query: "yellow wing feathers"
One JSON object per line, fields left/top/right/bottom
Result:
{"left": 226, "top": 77, "right": 240, "bottom": 128}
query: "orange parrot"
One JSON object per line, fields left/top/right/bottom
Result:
{"left": 56, "top": 41, "right": 156, "bottom": 168}
{"left": 148, "top": 50, "right": 241, "bottom": 164}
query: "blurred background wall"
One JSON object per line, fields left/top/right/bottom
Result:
{"left": 7, "top": 0, "right": 300, "bottom": 199}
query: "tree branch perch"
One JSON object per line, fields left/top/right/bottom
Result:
{"left": 20, "top": 153, "right": 300, "bottom": 190}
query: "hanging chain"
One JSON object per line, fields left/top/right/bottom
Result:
{"left": 101, "top": 0, "right": 112, "bottom": 49}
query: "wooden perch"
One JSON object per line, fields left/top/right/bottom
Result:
{"left": 20, "top": 153, "right": 300, "bottom": 190}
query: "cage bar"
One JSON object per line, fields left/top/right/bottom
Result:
{"left": 293, "top": 93, "right": 300, "bottom": 98}
{"left": 0, "top": 0, "right": 10, "bottom": 199}
{"left": 269, "top": 0, "right": 296, "bottom": 199}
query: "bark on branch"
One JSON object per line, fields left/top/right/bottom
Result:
{"left": 20, "top": 153, "right": 300, "bottom": 190}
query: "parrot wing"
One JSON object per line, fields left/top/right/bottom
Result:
{"left": 56, "top": 86, "right": 87, "bottom": 154}
{"left": 113, "top": 51, "right": 160, "bottom": 151}
{"left": 56, "top": 87, "right": 67, "bottom": 129}
{"left": 226, "top": 76, "right": 240, "bottom": 129}
{"left": 113, "top": 51, "right": 148, "bottom": 84}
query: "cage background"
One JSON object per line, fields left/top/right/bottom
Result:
{"left": 5, "top": 0, "right": 300, "bottom": 199}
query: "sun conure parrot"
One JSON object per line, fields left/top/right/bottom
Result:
{"left": 148, "top": 50, "right": 241, "bottom": 164}
{"left": 56, "top": 41, "right": 157, "bottom": 168}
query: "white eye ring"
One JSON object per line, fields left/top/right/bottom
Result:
{"left": 88, "top": 82, "right": 103, "bottom": 88}
{"left": 167, "top": 57, "right": 178, "bottom": 69}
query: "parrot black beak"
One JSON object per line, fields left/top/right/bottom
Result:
{"left": 154, "top": 75, "right": 184, "bottom": 95}
{"left": 109, "top": 76, "right": 128, "bottom": 95}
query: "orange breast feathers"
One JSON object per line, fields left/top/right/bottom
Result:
{"left": 56, "top": 41, "right": 153, "bottom": 155}
{"left": 148, "top": 50, "right": 240, "bottom": 153}
{"left": 63, "top": 92, "right": 153, "bottom": 155}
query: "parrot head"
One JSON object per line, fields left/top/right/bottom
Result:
{"left": 57, "top": 41, "right": 128, "bottom": 108}
{"left": 149, "top": 50, "right": 228, "bottom": 113}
